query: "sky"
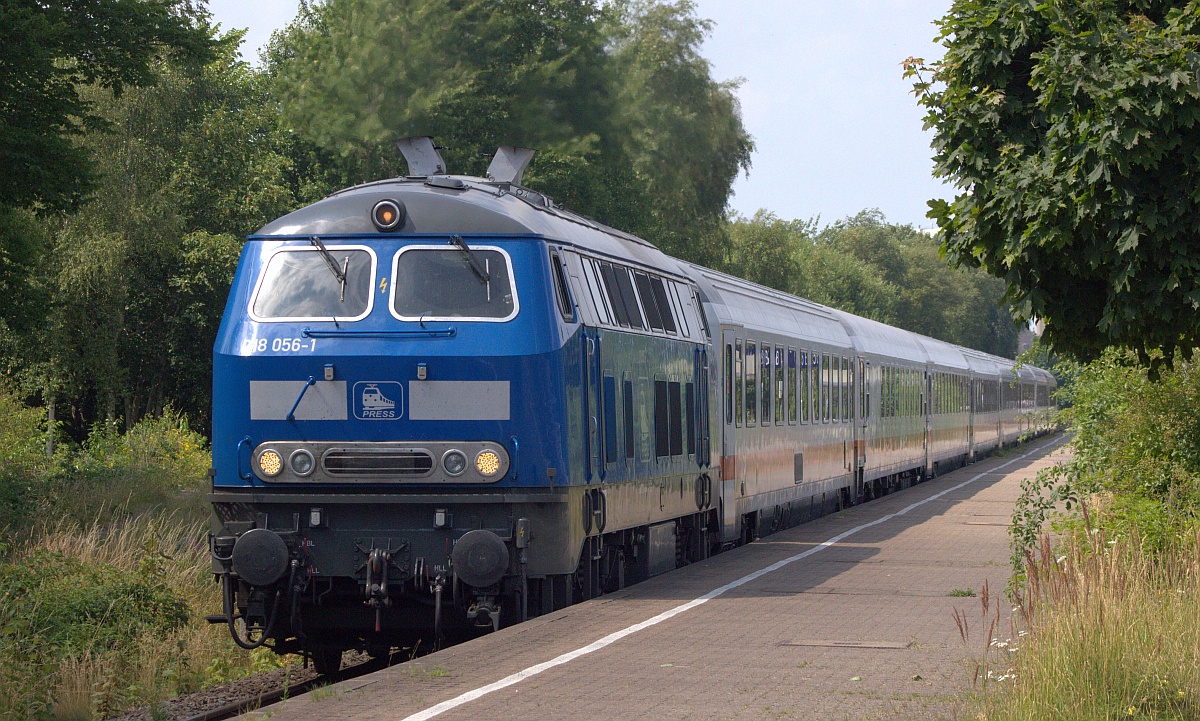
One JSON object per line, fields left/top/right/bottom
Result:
{"left": 207, "top": 0, "right": 955, "bottom": 229}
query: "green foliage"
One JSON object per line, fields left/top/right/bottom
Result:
{"left": 266, "top": 0, "right": 752, "bottom": 267}
{"left": 907, "top": 1, "right": 1200, "bottom": 372}
{"left": 1010, "top": 349, "right": 1200, "bottom": 577}
{"left": 6, "top": 30, "right": 304, "bottom": 432}
{"left": 599, "top": 0, "right": 753, "bottom": 265}
{"left": 727, "top": 209, "right": 1020, "bottom": 357}
{"left": 0, "top": 0, "right": 216, "bottom": 212}
{"left": 979, "top": 531, "right": 1200, "bottom": 721}
{"left": 0, "top": 551, "right": 189, "bottom": 656}
{"left": 0, "top": 391, "right": 211, "bottom": 536}
{"left": 0, "top": 512, "right": 281, "bottom": 719}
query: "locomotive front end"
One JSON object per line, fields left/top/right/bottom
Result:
{"left": 207, "top": 162, "right": 577, "bottom": 669}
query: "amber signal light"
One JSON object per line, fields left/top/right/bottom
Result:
{"left": 372, "top": 199, "right": 404, "bottom": 231}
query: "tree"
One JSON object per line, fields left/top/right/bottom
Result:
{"left": 0, "top": 0, "right": 215, "bottom": 212}
{"left": 266, "top": 0, "right": 752, "bottom": 266}
{"left": 11, "top": 32, "right": 305, "bottom": 435}
{"left": 601, "top": 0, "right": 753, "bottom": 266}
{"left": 907, "top": 0, "right": 1200, "bottom": 370}
{"left": 727, "top": 210, "right": 1020, "bottom": 357}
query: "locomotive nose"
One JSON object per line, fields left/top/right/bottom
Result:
{"left": 451, "top": 529, "right": 510, "bottom": 588}
{"left": 231, "top": 528, "right": 290, "bottom": 587}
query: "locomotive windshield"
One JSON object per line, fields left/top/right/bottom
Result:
{"left": 251, "top": 247, "right": 374, "bottom": 321}
{"left": 392, "top": 247, "right": 517, "bottom": 321}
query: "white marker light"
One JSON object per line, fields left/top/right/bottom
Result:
{"left": 310, "top": 508, "right": 323, "bottom": 527}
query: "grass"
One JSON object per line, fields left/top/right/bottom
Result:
{"left": 962, "top": 530, "right": 1200, "bottom": 720}
{"left": 308, "top": 683, "right": 340, "bottom": 702}
{"left": 0, "top": 512, "right": 292, "bottom": 720}
{"left": 0, "top": 395, "right": 298, "bottom": 720}
{"left": 947, "top": 588, "right": 977, "bottom": 597}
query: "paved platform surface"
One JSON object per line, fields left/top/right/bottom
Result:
{"left": 242, "top": 436, "right": 1068, "bottom": 721}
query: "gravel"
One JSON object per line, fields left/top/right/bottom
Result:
{"left": 106, "top": 651, "right": 372, "bottom": 721}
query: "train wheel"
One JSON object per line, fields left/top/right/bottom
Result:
{"left": 310, "top": 646, "right": 344, "bottom": 675}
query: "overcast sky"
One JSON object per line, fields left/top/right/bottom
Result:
{"left": 207, "top": 0, "right": 954, "bottom": 228}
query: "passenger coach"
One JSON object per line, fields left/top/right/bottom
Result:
{"left": 208, "top": 139, "right": 1055, "bottom": 670}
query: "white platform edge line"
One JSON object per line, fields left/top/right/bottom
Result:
{"left": 400, "top": 436, "right": 1066, "bottom": 721}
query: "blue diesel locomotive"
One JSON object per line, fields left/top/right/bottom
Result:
{"left": 208, "top": 139, "right": 1056, "bottom": 671}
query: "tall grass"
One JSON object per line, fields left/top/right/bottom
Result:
{"left": 0, "top": 391, "right": 287, "bottom": 720}
{"left": 0, "top": 513, "right": 287, "bottom": 720}
{"left": 971, "top": 528, "right": 1200, "bottom": 720}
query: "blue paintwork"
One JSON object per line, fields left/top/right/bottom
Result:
{"left": 212, "top": 234, "right": 575, "bottom": 491}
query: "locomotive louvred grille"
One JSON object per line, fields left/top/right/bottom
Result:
{"left": 323, "top": 449, "right": 434, "bottom": 476}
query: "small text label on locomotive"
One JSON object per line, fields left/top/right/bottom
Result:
{"left": 354, "top": 381, "right": 404, "bottom": 420}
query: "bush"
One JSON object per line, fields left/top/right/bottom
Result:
{"left": 0, "top": 515, "right": 285, "bottom": 720}
{"left": 1011, "top": 350, "right": 1200, "bottom": 567}
{"left": 0, "top": 396, "right": 212, "bottom": 539}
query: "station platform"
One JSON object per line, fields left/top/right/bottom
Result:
{"left": 240, "top": 436, "right": 1066, "bottom": 721}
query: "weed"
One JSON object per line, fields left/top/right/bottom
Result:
{"left": 969, "top": 530, "right": 1200, "bottom": 719}
{"left": 309, "top": 683, "right": 340, "bottom": 702}
{"left": 948, "top": 588, "right": 977, "bottom": 597}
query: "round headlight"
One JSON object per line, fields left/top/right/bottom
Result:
{"left": 442, "top": 450, "right": 468, "bottom": 476}
{"left": 257, "top": 449, "right": 283, "bottom": 477}
{"left": 289, "top": 449, "right": 315, "bottom": 476}
{"left": 371, "top": 199, "right": 404, "bottom": 231}
{"left": 475, "top": 450, "right": 501, "bottom": 477}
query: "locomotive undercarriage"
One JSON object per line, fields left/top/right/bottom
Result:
{"left": 208, "top": 492, "right": 572, "bottom": 670}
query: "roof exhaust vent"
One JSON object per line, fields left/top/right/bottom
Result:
{"left": 396, "top": 136, "right": 446, "bottom": 176}
{"left": 487, "top": 146, "right": 536, "bottom": 185}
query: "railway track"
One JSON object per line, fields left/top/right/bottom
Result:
{"left": 108, "top": 651, "right": 403, "bottom": 721}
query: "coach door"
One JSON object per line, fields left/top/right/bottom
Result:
{"left": 719, "top": 326, "right": 742, "bottom": 540}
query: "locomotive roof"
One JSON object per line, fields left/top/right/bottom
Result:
{"left": 253, "top": 175, "right": 692, "bottom": 280}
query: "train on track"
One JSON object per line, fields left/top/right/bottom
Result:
{"left": 208, "top": 138, "right": 1056, "bottom": 671}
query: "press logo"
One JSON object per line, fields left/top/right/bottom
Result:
{"left": 353, "top": 381, "right": 403, "bottom": 420}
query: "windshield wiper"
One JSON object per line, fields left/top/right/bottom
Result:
{"left": 450, "top": 234, "right": 490, "bottom": 284}
{"left": 310, "top": 236, "right": 348, "bottom": 301}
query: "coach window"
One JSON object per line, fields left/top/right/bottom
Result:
{"left": 549, "top": 250, "right": 575, "bottom": 322}
{"left": 864, "top": 362, "right": 871, "bottom": 419}
{"left": 671, "top": 282, "right": 692, "bottom": 337}
{"left": 579, "top": 259, "right": 611, "bottom": 325}
{"left": 857, "top": 359, "right": 865, "bottom": 420}
{"left": 880, "top": 366, "right": 888, "bottom": 418}
{"left": 662, "top": 379, "right": 672, "bottom": 458}
{"left": 799, "top": 351, "right": 809, "bottom": 423}
{"left": 735, "top": 340, "right": 744, "bottom": 427}
{"left": 787, "top": 347, "right": 797, "bottom": 425}
{"left": 761, "top": 344, "right": 771, "bottom": 426}
{"left": 634, "top": 272, "right": 667, "bottom": 332}
{"left": 819, "top": 353, "right": 829, "bottom": 423}
{"left": 836, "top": 356, "right": 845, "bottom": 422}
{"left": 775, "top": 346, "right": 785, "bottom": 425}
{"left": 815, "top": 353, "right": 824, "bottom": 422}
{"left": 745, "top": 341, "right": 757, "bottom": 426}
{"left": 649, "top": 275, "right": 679, "bottom": 334}
{"left": 829, "top": 356, "right": 839, "bottom": 423}
{"left": 836, "top": 358, "right": 843, "bottom": 422}
{"left": 846, "top": 357, "right": 853, "bottom": 422}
